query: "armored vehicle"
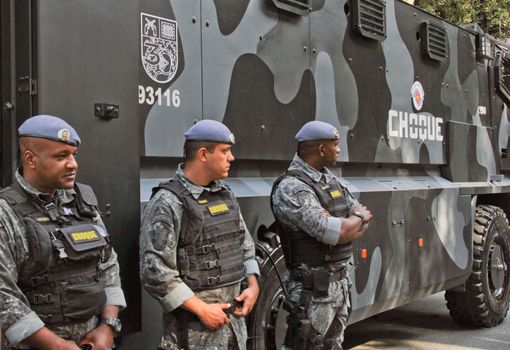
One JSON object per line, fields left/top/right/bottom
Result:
{"left": 2, "top": 0, "right": 510, "bottom": 349}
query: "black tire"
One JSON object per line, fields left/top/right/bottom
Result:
{"left": 445, "top": 205, "right": 510, "bottom": 327}
{"left": 247, "top": 242, "right": 288, "bottom": 350}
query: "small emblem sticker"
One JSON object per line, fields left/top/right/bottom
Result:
{"left": 411, "top": 81, "right": 425, "bottom": 111}
{"left": 141, "top": 13, "right": 178, "bottom": 83}
{"left": 57, "top": 129, "right": 71, "bottom": 142}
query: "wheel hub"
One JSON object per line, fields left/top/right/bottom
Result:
{"left": 489, "top": 238, "right": 508, "bottom": 299}
{"left": 264, "top": 289, "right": 288, "bottom": 349}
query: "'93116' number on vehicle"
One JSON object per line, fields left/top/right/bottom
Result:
{"left": 138, "top": 85, "right": 180, "bottom": 108}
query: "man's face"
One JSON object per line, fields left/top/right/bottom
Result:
{"left": 26, "top": 138, "right": 78, "bottom": 193}
{"left": 322, "top": 139, "right": 340, "bottom": 167}
{"left": 205, "top": 143, "right": 235, "bottom": 180}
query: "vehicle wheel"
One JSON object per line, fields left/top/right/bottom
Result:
{"left": 247, "top": 239, "right": 288, "bottom": 350}
{"left": 445, "top": 205, "right": 510, "bottom": 327}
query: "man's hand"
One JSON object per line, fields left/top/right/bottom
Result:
{"left": 338, "top": 203, "right": 373, "bottom": 244}
{"left": 196, "top": 303, "right": 231, "bottom": 330}
{"left": 25, "top": 328, "right": 81, "bottom": 350}
{"left": 233, "top": 275, "right": 259, "bottom": 317}
{"left": 352, "top": 204, "right": 373, "bottom": 223}
{"left": 79, "top": 323, "right": 115, "bottom": 350}
{"left": 182, "top": 295, "right": 230, "bottom": 331}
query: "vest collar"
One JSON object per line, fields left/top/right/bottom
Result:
{"left": 175, "top": 163, "right": 226, "bottom": 200}
{"left": 288, "top": 154, "right": 334, "bottom": 184}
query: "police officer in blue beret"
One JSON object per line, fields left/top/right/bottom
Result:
{"left": 140, "top": 119, "right": 260, "bottom": 350}
{"left": 0, "top": 115, "right": 126, "bottom": 350}
{"left": 271, "top": 120, "right": 372, "bottom": 350}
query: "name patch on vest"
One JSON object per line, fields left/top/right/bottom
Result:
{"left": 70, "top": 230, "right": 99, "bottom": 243}
{"left": 60, "top": 224, "right": 107, "bottom": 252}
{"left": 330, "top": 190, "right": 342, "bottom": 199}
{"left": 208, "top": 203, "right": 229, "bottom": 216}
{"left": 198, "top": 199, "right": 208, "bottom": 204}
{"left": 36, "top": 216, "right": 50, "bottom": 222}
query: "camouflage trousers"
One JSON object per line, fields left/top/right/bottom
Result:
{"left": 282, "top": 277, "right": 351, "bottom": 350}
{"left": 158, "top": 312, "right": 247, "bottom": 350}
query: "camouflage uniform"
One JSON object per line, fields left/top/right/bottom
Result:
{"left": 272, "top": 154, "right": 357, "bottom": 350}
{"left": 0, "top": 171, "right": 126, "bottom": 349}
{"left": 140, "top": 165, "right": 259, "bottom": 350}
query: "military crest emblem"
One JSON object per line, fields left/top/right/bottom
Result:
{"left": 411, "top": 81, "right": 425, "bottom": 111}
{"left": 57, "top": 129, "right": 71, "bottom": 142}
{"left": 140, "top": 13, "right": 178, "bottom": 83}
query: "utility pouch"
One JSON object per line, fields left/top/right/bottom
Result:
{"left": 297, "top": 318, "right": 312, "bottom": 341}
{"left": 312, "top": 270, "right": 330, "bottom": 298}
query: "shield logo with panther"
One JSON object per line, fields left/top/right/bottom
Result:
{"left": 140, "top": 13, "right": 178, "bottom": 83}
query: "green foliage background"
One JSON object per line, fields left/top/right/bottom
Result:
{"left": 414, "top": 0, "right": 510, "bottom": 38}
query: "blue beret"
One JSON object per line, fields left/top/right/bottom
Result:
{"left": 295, "top": 121, "right": 339, "bottom": 143}
{"left": 184, "top": 119, "right": 235, "bottom": 144}
{"left": 18, "top": 115, "right": 81, "bottom": 146}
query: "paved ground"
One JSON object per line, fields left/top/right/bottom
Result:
{"left": 344, "top": 293, "right": 510, "bottom": 350}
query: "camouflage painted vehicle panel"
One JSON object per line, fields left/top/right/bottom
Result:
{"left": 3, "top": 0, "right": 510, "bottom": 348}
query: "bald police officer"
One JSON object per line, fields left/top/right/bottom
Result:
{"left": 0, "top": 115, "right": 126, "bottom": 350}
{"left": 271, "top": 121, "right": 372, "bottom": 350}
{"left": 140, "top": 119, "right": 260, "bottom": 350}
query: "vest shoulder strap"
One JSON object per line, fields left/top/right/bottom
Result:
{"left": 0, "top": 185, "right": 28, "bottom": 206}
{"left": 152, "top": 179, "right": 192, "bottom": 246}
{"left": 75, "top": 183, "right": 98, "bottom": 207}
{"left": 152, "top": 179, "right": 189, "bottom": 200}
{"left": 285, "top": 169, "right": 315, "bottom": 186}
{"left": 271, "top": 169, "right": 316, "bottom": 203}
{"left": 0, "top": 182, "right": 38, "bottom": 217}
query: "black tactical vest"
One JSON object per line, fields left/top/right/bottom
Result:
{"left": 0, "top": 181, "right": 111, "bottom": 325}
{"left": 152, "top": 179, "right": 245, "bottom": 291}
{"left": 271, "top": 169, "right": 353, "bottom": 270}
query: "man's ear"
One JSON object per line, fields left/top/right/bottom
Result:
{"left": 24, "top": 150, "right": 38, "bottom": 169}
{"left": 197, "top": 147, "right": 208, "bottom": 162}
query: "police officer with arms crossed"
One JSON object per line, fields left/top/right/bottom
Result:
{"left": 140, "top": 119, "right": 260, "bottom": 350}
{"left": 0, "top": 115, "right": 126, "bottom": 350}
{"left": 271, "top": 121, "right": 372, "bottom": 350}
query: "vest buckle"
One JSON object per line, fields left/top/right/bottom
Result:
{"left": 43, "top": 202, "right": 59, "bottom": 221}
{"left": 201, "top": 243, "right": 215, "bottom": 254}
{"left": 31, "top": 275, "right": 49, "bottom": 286}
{"left": 204, "top": 259, "right": 220, "bottom": 269}
{"left": 49, "top": 232, "right": 68, "bottom": 259}
{"left": 33, "top": 293, "right": 52, "bottom": 304}
{"left": 207, "top": 275, "right": 221, "bottom": 285}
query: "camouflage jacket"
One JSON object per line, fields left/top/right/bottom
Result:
{"left": 139, "top": 164, "right": 259, "bottom": 312}
{"left": 272, "top": 154, "right": 358, "bottom": 246}
{"left": 0, "top": 171, "right": 126, "bottom": 348}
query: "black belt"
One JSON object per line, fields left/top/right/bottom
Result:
{"left": 290, "top": 267, "right": 347, "bottom": 282}
{"left": 329, "top": 268, "right": 348, "bottom": 282}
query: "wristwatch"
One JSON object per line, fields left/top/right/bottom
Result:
{"left": 353, "top": 211, "right": 365, "bottom": 222}
{"left": 100, "top": 317, "right": 122, "bottom": 334}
